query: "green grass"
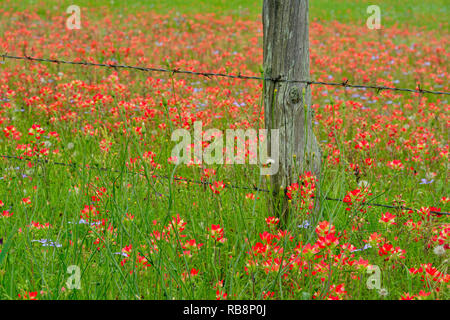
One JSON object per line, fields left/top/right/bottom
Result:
{"left": 0, "top": 0, "right": 448, "bottom": 301}
{"left": 2, "top": 0, "right": 449, "bottom": 30}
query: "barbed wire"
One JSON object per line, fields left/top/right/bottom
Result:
{"left": 0, "top": 53, "right": 449, "bottom": 215}
{"left": 1, "top": 53, "right": 450, "bottom": 96}
{"left": 1, "top": 154, "right": 448, "bottom": 216}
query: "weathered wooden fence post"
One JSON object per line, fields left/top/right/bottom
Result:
{"left": 263, "top": 0, "right": 321, "bottom": 224}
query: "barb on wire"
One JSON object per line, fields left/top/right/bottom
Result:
{"left": 1, "top": 154, "right": 448, "bottom": 216}
{"left": 1, "top": 53, "right": 449, "bottom": 96}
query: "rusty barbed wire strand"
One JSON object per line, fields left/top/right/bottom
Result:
{"left": 1, "top": 154, "right": 448, "bottom": 216}
{"left": 1, "top": 53, "right": 450, "bottom": 95}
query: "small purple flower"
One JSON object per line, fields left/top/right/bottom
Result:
{"left": 351, "top": 244, "right": 372, "bottom": 253}
{"left": 32, "top": 239, "right": 62, "bottom": 248}
{"left": 69, "top": 219, "right": 101, "bottom": 226}
{"left": 298, "top": 220, "right": 311, "bottom": 229}
{"left": 420, "top": 178, "right": 434, "bottom": 185}
{"left": 114, "top": 252, "right": 129, "bottom": 257}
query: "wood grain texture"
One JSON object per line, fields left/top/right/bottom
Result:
{"left": 263, "top": 0, "right": 321, "bottom": 222}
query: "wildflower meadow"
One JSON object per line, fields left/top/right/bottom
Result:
{"left": 0, "top": 0, "right": 448, "bottom": 305}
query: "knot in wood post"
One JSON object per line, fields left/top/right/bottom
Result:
{"left": 288, "top": 87, "right": 302, "bottom": 104}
